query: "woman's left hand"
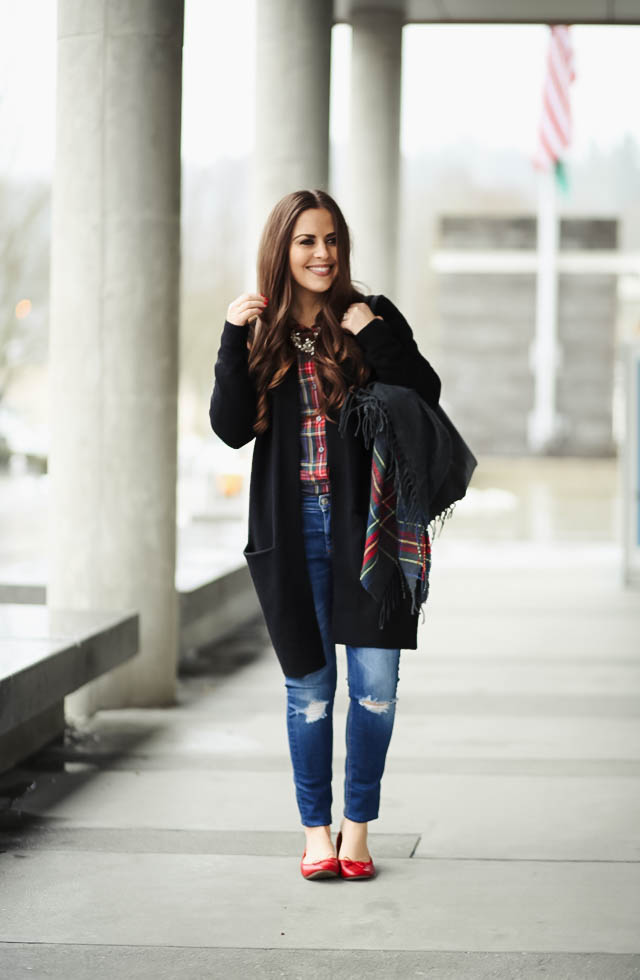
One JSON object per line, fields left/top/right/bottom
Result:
{"left": 340, "top": 303, "right": 383, "bottom": 336}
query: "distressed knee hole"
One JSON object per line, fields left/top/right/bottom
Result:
{"left": 301, "top": 699, "right": 329, "bottom": 723}
{"left": 358, "top": 695, "right": 397, "bottom": 715}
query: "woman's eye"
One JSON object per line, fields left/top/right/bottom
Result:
{"left": 301, "top": 238, "right": 336, "bottom": 245}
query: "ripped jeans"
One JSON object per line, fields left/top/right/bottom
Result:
{"left": 284, "top": 491, "right": 401, "bottom": 827}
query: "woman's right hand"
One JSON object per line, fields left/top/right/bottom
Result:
{"left": 227, "top": 293, "right": 268, "bottom": 327}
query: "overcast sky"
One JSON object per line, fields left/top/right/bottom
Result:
{"left": 2, "top": 0, "right": 640, "bottom": 179}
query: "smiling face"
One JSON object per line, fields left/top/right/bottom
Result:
{"left": 288, "top": 208, "right": 339, "bottom": 311}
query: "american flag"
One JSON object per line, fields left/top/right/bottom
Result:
{"left": 533, "top": 25, "right": 576, "bottom": 190}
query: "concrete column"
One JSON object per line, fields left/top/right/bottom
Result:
{"left": 250, "top": 0, "right": 332, "bottom": 272}
{"left": 49, "top": 0, "right": 184, "bottom": 714}
{"left": 348, "top": 8, "right": 403, "bottom": 296}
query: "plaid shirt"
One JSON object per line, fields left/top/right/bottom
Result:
{"left": 295, "top": 346, "right": 331, "bottom": 496}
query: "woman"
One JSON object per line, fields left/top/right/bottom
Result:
{"left": 209, "top": 189, "right": 441, "bottom": 881}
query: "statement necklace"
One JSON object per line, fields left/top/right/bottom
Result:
{"left": 290, "top": 324, "right": 319, "bottom": 355}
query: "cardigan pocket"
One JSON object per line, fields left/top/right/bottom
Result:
{"left": 242, "top": 515, "right": 274, "bottom": 557}
{"left": 242, "top": 542, "right": 275, "bottom": 559}
{"left": 242, "top": 511, "right": 274, "bottom": 558}
{"left": 242, "top": 544, "right": 278, "bottom": 633}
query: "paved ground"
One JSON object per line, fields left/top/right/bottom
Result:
{"left": 1, "top": 458, "right": 639, "bottom": 977}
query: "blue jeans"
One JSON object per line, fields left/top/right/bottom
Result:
{"left": 284, "top": 491, "right": 401, "bottom": 826}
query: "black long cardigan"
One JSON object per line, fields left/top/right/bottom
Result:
{"left": 209, "top": 293, "right": 442, "bottom": 678}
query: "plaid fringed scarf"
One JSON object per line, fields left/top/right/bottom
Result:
{"left": 338, "top": 382, "right": 456, "bottom": 630}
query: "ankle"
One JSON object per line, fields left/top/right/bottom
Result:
{"left": 338, "top": 819, "right": 371, "bottom": 861}
{"left": 341, "top": 817, "right": 368, "bottom": 837}
{"left": 302, "top": 824, "right": 336, "bottom": 861}
{"left": 304, "top": 824, "right": 332, "bottom": 846}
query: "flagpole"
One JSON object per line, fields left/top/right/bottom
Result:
{"left": 528, "top": 165, "right": 560, "bottom": 453}
{"left": 528, "top": 23, "right": 575, "bottom": 453}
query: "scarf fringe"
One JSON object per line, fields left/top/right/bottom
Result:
{"left": 375, "top": 550, "right": 433, "bottom": 630}
{"left": 340, "top": 387, "right": 456, "bottom": 532}
{"left": 377, "top": 556, "right": 407, "bottom": 629}
{"left": 341, "top": 387, "right": 459, "bottom": 631}
{"left": 428, "top": 501, "right": 457, "bottom": 539}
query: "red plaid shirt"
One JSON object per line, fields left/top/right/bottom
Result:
{"left": 295, "top": 344, "right": 331, "bottom": 496}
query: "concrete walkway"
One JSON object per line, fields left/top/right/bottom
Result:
{"left": 1, "top": 537, "right": 639, "bottom": 978}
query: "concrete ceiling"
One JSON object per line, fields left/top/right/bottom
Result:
{"left": 334, "top": 0, "right": 640, "bottom": 25}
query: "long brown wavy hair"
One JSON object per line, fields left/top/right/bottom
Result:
{"left": 246, "top": 189, "right": 373, "bottom": 435}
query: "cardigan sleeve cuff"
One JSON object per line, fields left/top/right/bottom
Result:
{"left": 353, "top": 316, "right": 397, "bottom": 353}
{"left": 221, "top": 319, "right": 250, "bottom": 347}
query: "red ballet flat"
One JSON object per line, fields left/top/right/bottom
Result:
{"left": 336, "top": 830, "right": 376, "bottom": 880}
{"left": 300, "top": 849, "right": 339, "bottom": 880}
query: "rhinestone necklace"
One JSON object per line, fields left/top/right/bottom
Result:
{"left": 290, "top": 324, "right": 319, "bottom": 355}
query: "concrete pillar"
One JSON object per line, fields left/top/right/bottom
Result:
{"left": 348, "top": 8, "right": 403, "bottom": 296}
{"left": 250, "top": 0, "right": 332, "bottom": 271}
{"left": 49, "top": 0, "right": 184, "bottom": 714}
